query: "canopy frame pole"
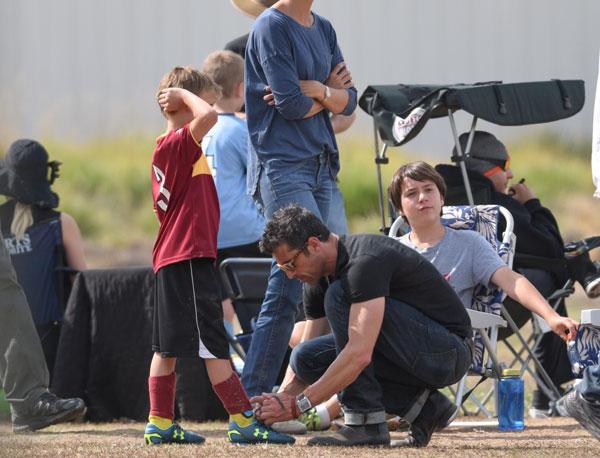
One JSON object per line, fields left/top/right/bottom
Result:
{"left": 448, "top": 110, "right": 477, "bottom": 205}
{"left": 372, "top": 118, "right": 390, "bottom": 232}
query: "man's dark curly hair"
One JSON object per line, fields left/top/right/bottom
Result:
{"left": 260, "top": 205, "right": 331, "bottom": 254}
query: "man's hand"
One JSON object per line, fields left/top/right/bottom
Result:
{"left": 250, "top": 393, "right": 298, "bottom": 425}
{"left": 299, "top": 80, "right": 327, "bottom": 101}
{"left": 546, "top": 315, "right": 578, "bottom": 342}
{"left": 509, "top": 181, "right": 536, "bottom": 204}
{"left": 325, "top": 62, "right": 354, "bottom": 90}
{"left": 157, "top": 88, "right": 185, "bottom": 113}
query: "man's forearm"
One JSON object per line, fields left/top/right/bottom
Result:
{"left": 320, "top": 87, "right": 350, "bottom": 114}
{"left": 303, "top": 100, "right": 326, "bottom": 118}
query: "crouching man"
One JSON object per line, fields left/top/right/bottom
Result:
{"left": 251, "top": 204, "right": 472, "bottom": 447}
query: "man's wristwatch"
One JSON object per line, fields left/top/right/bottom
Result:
{"left": 296, "top": 393, "right": 313, "bottom": 414}
{"left": 322, "top": 85, "right": 331, "bottom": 102}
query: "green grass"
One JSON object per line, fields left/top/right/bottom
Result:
{"left": 2, "top": 132, "right": 596, "bottom": 247}
{"left": 0, "top": 389, "right": 10, "bottom": 420}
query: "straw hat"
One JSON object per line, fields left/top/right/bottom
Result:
{"left": 230, "top": 0, "right": 277, "bottom": 18}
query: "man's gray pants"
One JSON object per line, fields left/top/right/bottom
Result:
{"left": 0, "top": 233, "right": 48, "bottom": 408}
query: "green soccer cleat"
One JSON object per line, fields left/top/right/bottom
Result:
{"left": 144, "top": 421, "right": 205, "bottom": 445}
{"left": 228, "top": 412, "right": 295, "bottom": 445}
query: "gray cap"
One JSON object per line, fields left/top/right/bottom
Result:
{"left": 452, "top": 131, "right": 509, "bottom": 175}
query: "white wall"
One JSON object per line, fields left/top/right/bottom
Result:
{"left": 1, "top": 0, "right": 599, "bottom": 155}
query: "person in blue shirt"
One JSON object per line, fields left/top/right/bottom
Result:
{"left": 242, "top": 0, "right": 357, "bottom": 399}
{"left": 201, "top": 50, "right": 268, "bottom": 337}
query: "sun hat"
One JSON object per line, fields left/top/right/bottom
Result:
{"left": 0, "top": 139, "right": 60, "bottom": 208}
{"left": 230, "top": 0, "right": 277, "bottom": 18}
{"left": 452, "top": 131, "right": 509, "bottom": 176}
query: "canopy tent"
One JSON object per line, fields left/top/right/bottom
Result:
{"left": 358, "top": 80, "right": 585, "bottom": 229}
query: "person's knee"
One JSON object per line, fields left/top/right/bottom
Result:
{"left": 289, "top": 342, "right": 313, "bottom": 382}
{"left": 290, "top": 340, "right": 330, "bottom": 384}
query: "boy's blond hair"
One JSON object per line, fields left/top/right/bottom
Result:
{"left": 201, "top": 51, "right": 244, "bottom": 99}
{"left": 156, "top": 66, "right": 220, "bottom": 113}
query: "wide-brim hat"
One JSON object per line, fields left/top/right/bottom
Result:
{"left": 230, "top": 0, "right": 277, "bottom": 18}
{"left": 0, "top": 139, "right": 59, "bottom": 209}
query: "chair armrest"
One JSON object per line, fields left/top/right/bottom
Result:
{"left": 467, "top": 309, "right": 507, "bottom": 329}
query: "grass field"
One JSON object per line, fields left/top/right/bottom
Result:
{"left": 0, "top": 417, "right": 598, "bottom": 457}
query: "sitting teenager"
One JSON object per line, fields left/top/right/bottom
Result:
{"left": 0, "top": 139, "right": 86, "bottom": 379}
{"left": 388, "top": 161, "right": 577, "bottom": 346}
{"left": 436, "top": 131, "right": 593, "bottom": 415}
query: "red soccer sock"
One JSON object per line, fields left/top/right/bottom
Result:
{"left": 212, "top": 372, "right": 252, "bottom": 415}
{"left": 148, "top": 373, "right": 176, "bottom": 420}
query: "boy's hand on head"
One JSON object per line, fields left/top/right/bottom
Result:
{"left": 326, "top": 62, "right": 353, "bottom": 90}
{"left": 158, "top": 88, "right": 185, "bottom": 113}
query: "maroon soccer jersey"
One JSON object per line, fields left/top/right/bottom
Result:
{"left": 151, "top": 125, "right": 219, "bottom": 272}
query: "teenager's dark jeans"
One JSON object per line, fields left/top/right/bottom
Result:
{"left": 291, "top": 280, "right": 472, "bottom": 416}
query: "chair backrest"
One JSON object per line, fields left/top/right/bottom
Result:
{"left": 219, "top": 257, "right": 272, "bottom": 301}
{"left": 391, "top": 205, "right": 516, "bottom": 374}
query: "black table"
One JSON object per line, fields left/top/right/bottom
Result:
{"left": 52, "top": 267, "right": 227, "bottom": 421}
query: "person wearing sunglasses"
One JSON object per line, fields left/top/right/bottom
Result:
{"left": 436, "top": 130, "right": 596, "bottom": 418}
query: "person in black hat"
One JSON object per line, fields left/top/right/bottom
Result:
{"left": 0, "top": 139, "right": 87, "bottom": 432}
{"left": 0, "top": 139, "right": 86, "bottom": 378}
{"left": 437, "top": 130, "right": 600, "bottom": 417}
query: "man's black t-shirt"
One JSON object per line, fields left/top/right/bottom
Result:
{"left": 303, "top": 234, "right": 472, "bottom": 339}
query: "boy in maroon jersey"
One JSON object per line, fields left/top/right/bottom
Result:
{"left": 144, "top": 66, "right": 294, "bottom": 446}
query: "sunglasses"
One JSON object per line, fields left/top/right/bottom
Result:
{"left": 474, "top": 155, "right": 510, "bottom": 171}
{"left": 276, "top": 242, "right": 307, "bottom": 273}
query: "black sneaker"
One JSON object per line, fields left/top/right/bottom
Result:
{"left": 307, "top": 423, "right": 390, "bottom": 447}
{"left": 556, "top": 390, "right": 600, "bottom": 440}
{"left": 391, "top": 391, "right": 455, "bottom": 448}
{"left": 12, "top": 392, "right": 86, "bottom": 433}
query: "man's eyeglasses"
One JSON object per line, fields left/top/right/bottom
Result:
{"left": 276, "top": 243, "right": 307, "bottom": 273}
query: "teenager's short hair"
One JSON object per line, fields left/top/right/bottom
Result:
{"left": 388, "top": 161, "right": 447, "bottom": 212}
{"left": 156, "top": 66, "right": 220, "bottom": 112}
{"left": 202, "top": 50, "right": 244, "bottom": 99}
{"left": 260, "top": 205, "right": 330, "bottom": 255}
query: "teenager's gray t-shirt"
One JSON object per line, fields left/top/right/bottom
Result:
{"left": 398, "top": 228, "right": 505, "bottom": 307}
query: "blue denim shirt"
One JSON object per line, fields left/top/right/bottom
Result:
{"left": 245, "top": 8, "right": 357, "bottom": 194}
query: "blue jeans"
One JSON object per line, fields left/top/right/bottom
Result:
{"left": 291, "top": 281, "right": 472, "bottom": 416}
{"left": 241, "top": 152, "right": 336, "bottom": 396}
{"left": 328, "top": 183, "right": 349, "bottom": 235}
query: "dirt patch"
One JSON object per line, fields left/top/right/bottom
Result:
{"left": 0, "top": 417, "right": 597, "bottom": 457}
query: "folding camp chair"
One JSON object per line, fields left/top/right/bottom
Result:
{"left": 219, "top": 257, "right": 272, "bottom": 360}
{"left": 390, "top": 204, "right": 515, "bottom": 417}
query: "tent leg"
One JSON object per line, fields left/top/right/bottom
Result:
{"left": 448, "top": 111, "right": 477, "bottom": 205}
{"left": 373, "top": 120, "right": 389, "bottom": 232}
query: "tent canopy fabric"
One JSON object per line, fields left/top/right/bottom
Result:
{"left": 359, "top": 80, "right": 585, "bottom": 146}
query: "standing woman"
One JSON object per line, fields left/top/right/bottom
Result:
{"left": 242, "top": 0, "right": 357, "bottom": 398}
{"left": 0, "top": 139, "right": 86, "bottom": 379}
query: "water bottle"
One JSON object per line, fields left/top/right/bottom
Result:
{"left": 497, "top": 368, "right": 524, "bottom": 431}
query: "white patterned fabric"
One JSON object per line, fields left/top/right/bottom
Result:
{"left": 441, "top": 205, "right": 512, "bottom": 374}
{"left": 568, "top": 324, "right": 600, "bottom": 378}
